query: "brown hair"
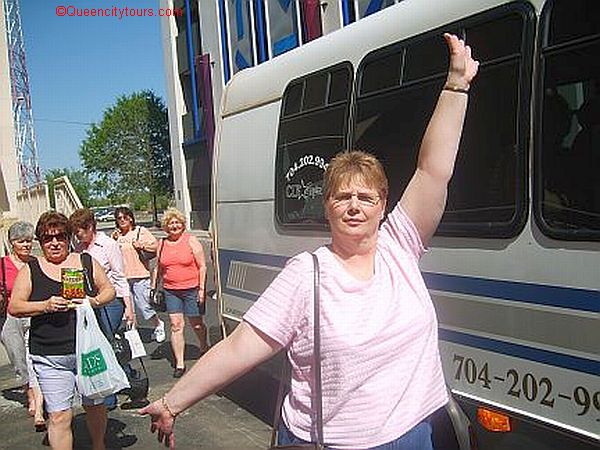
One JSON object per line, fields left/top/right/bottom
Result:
{"left": 323, "top": 150, "right": 388, "bottom": 201}
{"left": 114, "top": 206, "right": 136, "bottom": 228}
{"left": 161, "top": 208, "right": 187, "bottom": 232}
{"left": 69, "top": 208, "right": 96, "bottom": 231}
{"left": 35, "top": 211, "right": 71, "bottom": 241}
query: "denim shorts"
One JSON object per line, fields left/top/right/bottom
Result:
{"left": 164, "top": 288, "right": 205, "bottom": 316}
{"left": 30, "top": 354, "right": 105, "bottom": 413}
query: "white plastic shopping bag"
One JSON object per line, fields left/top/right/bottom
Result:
{"left": 124, "top": 326, "right": 146, "bottom": 359}
{"left": 76, "top": 298, "right": 130, "bottom": 399}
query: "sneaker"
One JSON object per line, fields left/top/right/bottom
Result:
{"left": 152, "top": 320, "right": 166, "bottom": 343}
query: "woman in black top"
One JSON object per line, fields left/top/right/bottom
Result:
{"left": 10, "top": 212, "right": 115, "bottom": 450}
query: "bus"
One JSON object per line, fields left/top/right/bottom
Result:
{"left": 208, "top": 0, "right": 599, "bottom": 447}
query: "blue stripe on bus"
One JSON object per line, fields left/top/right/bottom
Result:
{"left": 423, "top": 273, "right": 599, "bottom": 313}
{"left": 218, "top": 248, "right": 599, "bottom": 312}
{"left": 440, "top": 329, "right": 599, "bottom": 376}
{"left": 218, "top": 248, "right": 598, "bottom": 374}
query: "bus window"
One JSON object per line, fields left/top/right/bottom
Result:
{"left": 536, "top": 0, "right": 600, "bottom": 239}
{"left": 275, "top": 63, "right": 353, "bottom": 227}
{"left": 354, "top": 7, "right": 532, "bottom": 237}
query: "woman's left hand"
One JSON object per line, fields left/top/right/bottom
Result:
{"left": 139, "top": 399, "right": 176, "bottom": 449}
{"left": 443, "top": 33, "right": 479, "bottom": 90}
{"left": 197, "top": 289, "right": 205, "bottom": 305}
{"left": 124, "top": 305, "right": 135, "bottom": 327}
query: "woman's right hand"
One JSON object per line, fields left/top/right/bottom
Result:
{"left": 44, "top": 296, "right": 70, "bottom": 313}
{"left": 139, "top": 399, "right": 176, "bottom": 449}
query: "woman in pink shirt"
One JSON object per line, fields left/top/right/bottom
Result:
{"left": 112, "top": 207, "right": 165, "bottom": 343}
{"left": 142, "top": 34, "right": 479, "bottom": 450}
{"left": 154, "top": 208, "right": 208, "bottom": 378}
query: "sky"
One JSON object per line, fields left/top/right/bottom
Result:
{"left": 19, "top": 0, "right": 168, "bottom": 172}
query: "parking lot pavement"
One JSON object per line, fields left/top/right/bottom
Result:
{"left": 0, "top": 315, "right": 272, "bottom": 449}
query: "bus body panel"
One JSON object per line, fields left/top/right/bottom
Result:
{"left": 211, "top": 0, "right": 599, "bottom": 447}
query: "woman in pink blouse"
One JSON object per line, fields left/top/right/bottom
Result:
{"left": 141, "top": 34, "right": 479, "bottom": 450}
{"left": 112, "top": 207, "right": 165, "bottom": 343}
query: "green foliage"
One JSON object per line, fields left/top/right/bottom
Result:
{"left": 79, "top": 91, "right": 173, "bottom": 210}
{"left": 45, "top": 168, "right": 93, "bottom": 208}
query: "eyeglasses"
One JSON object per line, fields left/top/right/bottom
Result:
{"left": 116, "top": 215, "right": 130, "bottom": 221}
{"left": 39, "top": 232, "right": 69, "bottom": 244}
{"left": 331, "top": 191, "right": 381, "bottom": 208}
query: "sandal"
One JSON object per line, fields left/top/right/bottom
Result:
{"left": 34, "top": 416, "right": 46, "bottom": 432}
{"left": 173, "top": 367, "right": 186, "bottom": 378}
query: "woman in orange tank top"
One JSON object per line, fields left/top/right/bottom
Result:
{"left": 154, "top": 208, "right": 208, "bottom": 378}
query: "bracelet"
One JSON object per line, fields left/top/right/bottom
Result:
{"left": 161, "top": 396, "right": 179, "bottom": 419}
{"left": 443, "top": 84, "right": 469, "bottom": 94}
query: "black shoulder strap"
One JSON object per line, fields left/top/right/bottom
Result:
{"left": 270, "top": 253, "right": 324, "bottom": 447}
{"left": 81, "top": 253, "right": 98, "bottom": 296}
{"left": 1, "top": 256, "right": 7, "bottom": 307}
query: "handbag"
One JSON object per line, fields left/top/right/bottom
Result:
{"left": 268, "top": 254, "right": 325, "bottom": 450}
{"left": 149, "top": 239, "right": 166, "bottom": 312}
{"left": 135, "top": 227, "right": 156, "bottom": 263}
{"left": 75, "top": 298, "right": 130, "bottom": 399}
{"left": 81, "top": 253, "right": 132, "bottom": 365}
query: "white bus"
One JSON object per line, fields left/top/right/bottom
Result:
{"left": 209, "top": 0, "right": 599, "bottom": 448}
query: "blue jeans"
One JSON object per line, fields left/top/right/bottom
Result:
{"left": 96, "top": 299, "right": 126, "bottom": 409}
{"left": 277, "top": 420, "right": 433, "bottom": 450}
{"left": 97, "top": 298, "right": 124, "bottom": 337}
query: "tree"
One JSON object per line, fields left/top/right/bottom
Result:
{"left": 45, "top": 168, "right": 93, "bottom": 208}
{"left": 79, "top": 91, "right": 173, "bottom": 212}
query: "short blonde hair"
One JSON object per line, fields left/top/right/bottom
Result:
{"left": 161, "top": 208, "right": 187, "bottom": 231}
{"left": 324, "top": 150, "right": 388, "bottom": 200}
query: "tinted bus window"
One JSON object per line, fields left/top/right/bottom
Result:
{"left": 536, "top": 0, "right": 600, "bottom": 239}
{"left": 276, "top": 64, "right": 353, "bottom": 227}
{"left": 355, "top": 8, "right": 532, "bottom": 237}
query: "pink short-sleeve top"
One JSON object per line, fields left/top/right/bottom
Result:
{"left": 243, "top": 205, "right": 448, "bottom": 449}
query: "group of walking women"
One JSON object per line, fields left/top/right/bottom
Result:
{"left": 1, "top": 205, "right": 209, "bottom": 450}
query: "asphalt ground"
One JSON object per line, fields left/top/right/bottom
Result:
{"left": 0, "top": 307, "right": 273, "bottom": 450}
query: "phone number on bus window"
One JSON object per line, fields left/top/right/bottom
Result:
{"left": 452, "top": 353, "right": 600, "bottom": 420}
{"left": 285, "top": 155, "right": 328, "bottom": 182}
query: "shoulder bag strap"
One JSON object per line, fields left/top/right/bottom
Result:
{"left": 81, "top": 252, "right": 115, "bottom": 335}
{"left": 312, "top": 253, "right": 324, "bottom": 446}
{"left": 81, "top": 252, "right": 97, "bottom": 296}
{"left": 1, "top": 255, "right": 8, "bottom": 313}
{"left": 269, "top": 253, "right": 324, "bottom": 447}
{"left": 155, "top": 238, "right": 165, "bottom": 283}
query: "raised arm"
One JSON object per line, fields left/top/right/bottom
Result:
{"left": 400, "top": 33, "right": 479, "bottom": 246}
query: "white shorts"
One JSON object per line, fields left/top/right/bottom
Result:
{"left": 30, "top": 353, "right": 104, "bottom": 413}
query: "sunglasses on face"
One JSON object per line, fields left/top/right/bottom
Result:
{"left": 39, "top": 232, "right": 69, "bottom": 244}
{"left": 116, "top": 215, "right": 131, "bottom": 221}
